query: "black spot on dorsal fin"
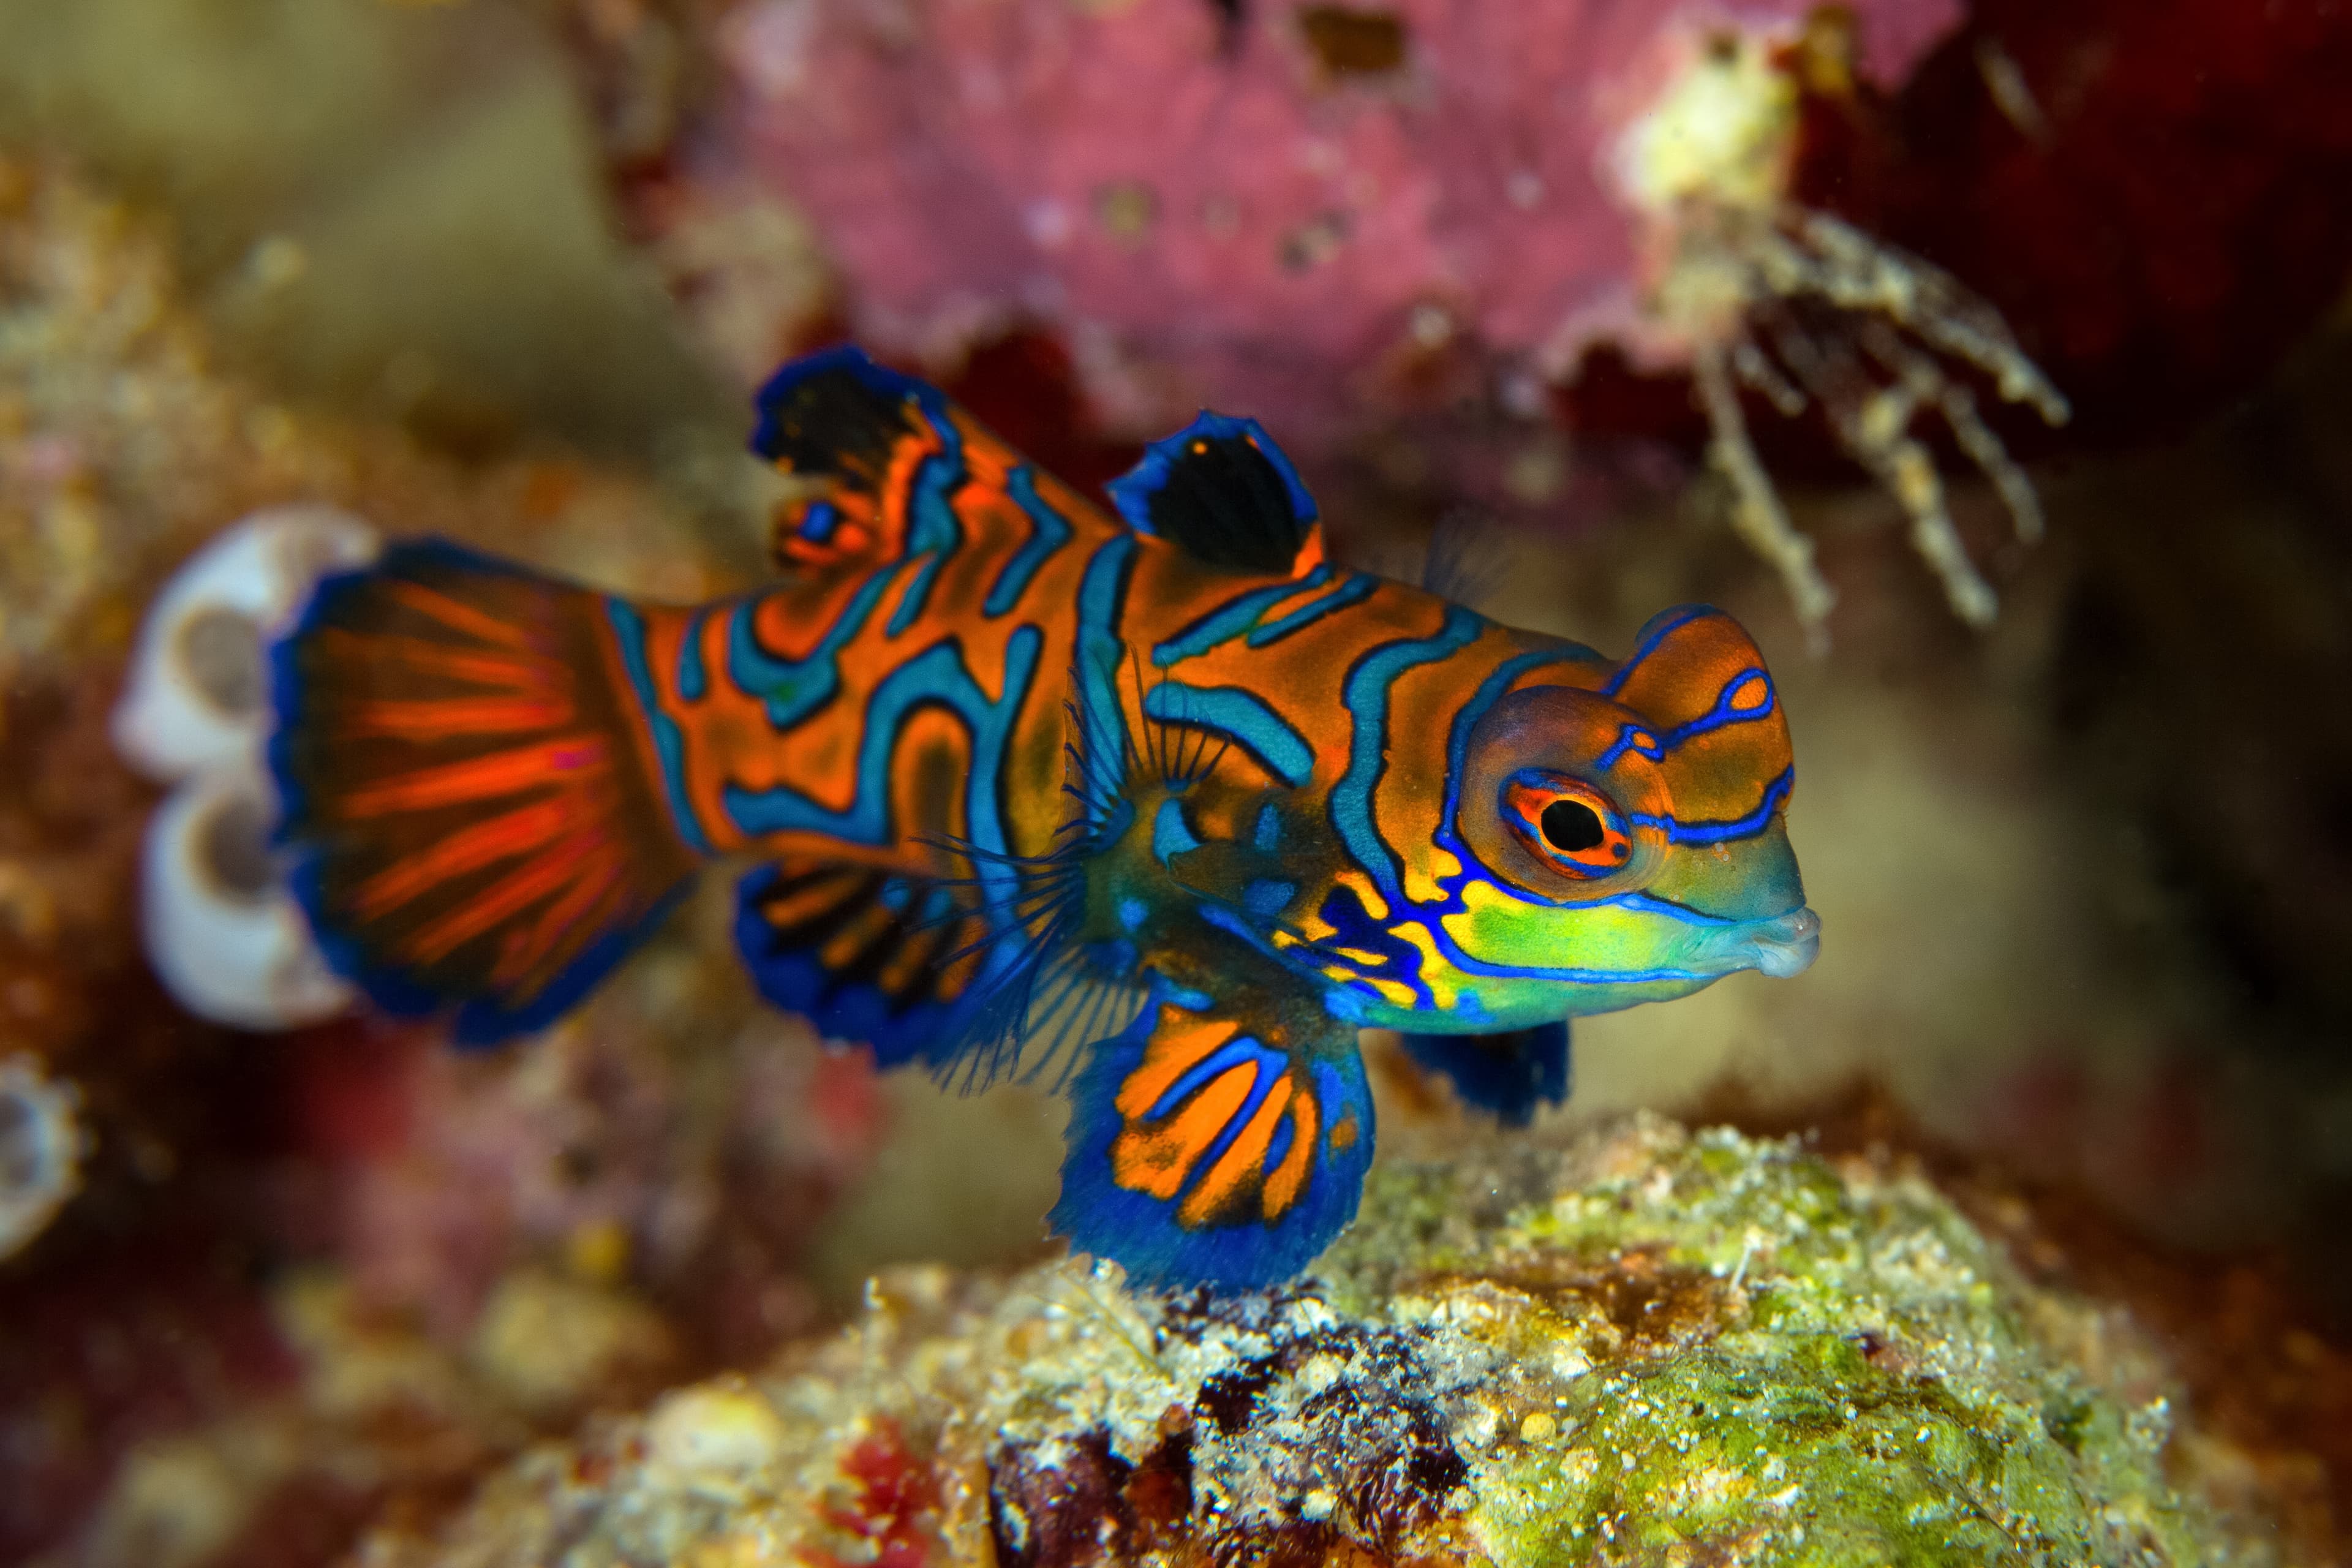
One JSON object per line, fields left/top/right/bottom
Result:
{"left": 750, "top": 344, "right": 925, "bottom": 484}
{"left": 1106, "top": 412, "right": 1321, "bottom": 575}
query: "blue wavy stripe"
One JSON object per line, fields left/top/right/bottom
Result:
{"left": 1142, "top": 680, "right": 1314, "bottom": 787}
{"left": 1600, "top": 604, "right": 1712, "bottom": 698}
{"left": 723, "top": 627, "right": 1043, "bottom": 863}
{"left": 1438, "top": 642, "right": 1601, "bottom": 837}
{"left": 1653, "top": 669, "right": 1774, "bottom": 750}
{"left": 726, "top": 570, "right": 896, "bottom": 731}
{"left": 983, "top": 466, "right": 1075, "bottom": 617}
{"left": 676, "top": 607, "right": 709, "bottom": 701}
{"left": 606, "top": 598, "right": 713, "bottom": 856}
{"left": 1332, "top": 608, "right": 1485, "bottom": 903}
{"left": 1634, "top": 764, "right": 1794, "bottom": 845}
{"left": 1245, "top": 572, "right": 1377, "bottom": 648}
{"left": 1150, "top": 566, "right": 1332, "bottom": 668}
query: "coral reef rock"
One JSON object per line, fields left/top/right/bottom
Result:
{"left": 363, "top": 1115, "right": 2278, "bottom": 1566}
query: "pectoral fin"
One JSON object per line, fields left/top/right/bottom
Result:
{"left": 1052, "top": 979, "right": 1372, "bottom": 1287}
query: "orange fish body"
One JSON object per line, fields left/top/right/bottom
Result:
{"left": 271, "top": 349, "right": 1817, "bottom": 1284}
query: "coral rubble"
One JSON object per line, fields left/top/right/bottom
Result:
{"left": 361, "top": 1117, "right": 2282, "bottom": 1567}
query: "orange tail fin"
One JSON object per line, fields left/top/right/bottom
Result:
{"left": 269, "top": 540, "right": 701, "bottom": 1044}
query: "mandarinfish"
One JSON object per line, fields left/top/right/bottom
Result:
{"left": 268, "top": 347, "right": 1819, "bottom": 1286}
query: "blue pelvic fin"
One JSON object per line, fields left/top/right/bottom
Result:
{"left": 1052, "top": 978, "right": 1374, "bottom": 1287}
{"left": 1107, "top": 412, "right": 1322, "bottom": 576}
{"left": 1398, "top": 1020, "right": 1572, "bottom": 1127}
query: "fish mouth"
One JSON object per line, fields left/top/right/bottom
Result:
{"left": 1694, "top": 907, "right": 1820, "bottom": 979}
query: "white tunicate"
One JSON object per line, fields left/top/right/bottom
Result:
{"left": 0, "top": 1054, "right": 88, "bottom": 1259}
{"left": 111, "top": 505, "right": 380, "bottom": 784}
{"left": 140, "top": 759, "right": 353, "bottom": 1031}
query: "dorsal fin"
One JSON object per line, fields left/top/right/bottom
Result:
{"left": 1107, "top": 413, "right": 1324, "bottom": 577}
{"left": 750, "top": 345, "right": 964, "bottom": 575}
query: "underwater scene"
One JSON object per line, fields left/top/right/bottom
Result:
{"left": 3, "top": 1, "right": 2352, "bottom": 1562}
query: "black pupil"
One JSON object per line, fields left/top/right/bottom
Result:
{"left": 1540, "top": 799, "right": 1605, "bottom": 853}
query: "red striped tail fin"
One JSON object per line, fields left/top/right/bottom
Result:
{"left": 268, "top": 539, "right": 701, "bottom": 1044}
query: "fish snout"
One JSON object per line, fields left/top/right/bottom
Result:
{"left": 1699, "top": 907, "right": 1820, "bottom": 979}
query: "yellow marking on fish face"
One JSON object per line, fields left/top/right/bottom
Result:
{"left": 1332, "top": 866, "right": 1390, "bottom": 924}
{"left": 1401, "top": 842, "right": 1463, "bottom": 911}
{"left": 1386, "top": 920, "right": 1463, "bottom": 1011}
{"left": 1441, "top": 875, "right": 1695, "bottom": 974}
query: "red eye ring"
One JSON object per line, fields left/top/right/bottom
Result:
{"left": 1501, "top": 771, "right": 1633, "bottom": 879}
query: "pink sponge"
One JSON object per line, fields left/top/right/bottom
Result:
{"left": 710, "top": 0, "right": 1961, "bottom": 438}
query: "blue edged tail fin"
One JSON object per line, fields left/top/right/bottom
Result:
{"left": 1398, "top": 1022, "right": 1572, "bottom": 1128}
{"left": 270, "top": 539, "right": 702, "bottom": 1046}
{"left": 1052, "top": 979, "right": 1373, "bottom": 1287}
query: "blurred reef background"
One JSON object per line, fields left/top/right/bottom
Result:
{"left": 4, "top": 1, "right": 2352, "bottom": 1563}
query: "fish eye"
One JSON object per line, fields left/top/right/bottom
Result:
{"left": 1540, "top": 798, "right": 1604, "bottom": 853}
{"left": 1502, "top": 771, "right": 1632, "bottom": 879}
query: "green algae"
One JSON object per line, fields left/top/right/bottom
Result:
{"left": 1412, "top": 1120, "right": 2225, "bottom": 1567}
{"left": 362, "top": 1117, "right": 2272, "bottom": 1567}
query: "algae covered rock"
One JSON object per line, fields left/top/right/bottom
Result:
{"left": 362, "top": 1115, "right": 2271, "bottom": 1567}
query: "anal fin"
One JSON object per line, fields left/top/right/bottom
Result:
{"left": 734, "top": 856, "right": 990, "bottom": 1068}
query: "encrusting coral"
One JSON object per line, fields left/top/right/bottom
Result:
{"left": 360, "top": 1115, "right": 2283, "bottom": 1567}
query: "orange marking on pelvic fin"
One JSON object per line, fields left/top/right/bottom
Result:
{"left": 818, "top": 894, "right": 897, "bottom": 970}
{"left": 1262, "top": 1091, "right": 1318, "bottom": 1220}
{"left": 1330, "top": 1113, "right": 1359, "bottom": 1153}
{"left": 342, "top": 696, "right": 572, "bottom": 739}
{"left": 347, "top": 796, "right": 577, "bottom": 918}
{"left": 380, "top": 580, "right": 539, "bottom": 650}
{"left": 1113, "top": 1013, "right": 1243, "bottom": 1121}
{"left": 1112, "top": 1065, "right": 1254, "bottom": 1202}
{"left": 339, "top": 741, "right": 609, "bottom": 817}
{"left": 1177, "top": 1075, "right": 1292, "bottom": 1229}
{"left": 933, "top": 940, "right": 979, "bottom": 1001}
{"left": 877, "top": 919, "right": 947, "bottom": 999}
